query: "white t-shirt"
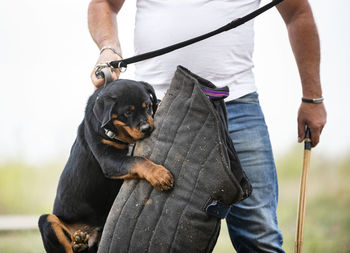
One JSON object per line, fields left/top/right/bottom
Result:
{"left": 134, "top": 0, "right": 261, "bottom": 101}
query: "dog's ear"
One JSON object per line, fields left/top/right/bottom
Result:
{"left": 140, "top": 81, "right": 158, "bottom": 116}
{"left": 93, "top": 95, "right": 117, "bottom": 128}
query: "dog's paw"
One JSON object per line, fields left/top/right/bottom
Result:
{"left": 146, "top": 164, "right": 174, "bottom": 191}
{"left": 72, "top": 230, "right": 89, "bottom": 252}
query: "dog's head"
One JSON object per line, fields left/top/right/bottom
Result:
{"left": 93, "top": 79, "right": 158, "bottom": 143}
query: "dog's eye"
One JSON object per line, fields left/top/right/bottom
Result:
{"left": 124, "top": 111, "right": 132, "bottom": 117}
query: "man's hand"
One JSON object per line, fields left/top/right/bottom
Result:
{"left": 91, "top": 50, "right": 122, "bottom": 89}
{"left": 297, "top": 102, "right": 327, "bottom": 147}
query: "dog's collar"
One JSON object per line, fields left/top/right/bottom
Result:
{"left": 104, "top": 128, "right": 135, "bottom": 156}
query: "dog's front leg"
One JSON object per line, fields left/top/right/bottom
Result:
{"left": 100, "top": 153, "right": 174, "bottom": 191}
{"left": 86, "top": 131, "right": 174, "bottom": 191}
{"left": 116, "top": 157, "right": 174, "bottom": 191}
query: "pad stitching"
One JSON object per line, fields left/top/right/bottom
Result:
{"left": 169, "top": 146, "right": 217, "bottom": 253}
{"left": 148, "top": 112, "right": 212, "bottom": 252}
{"left": 126, "top": 79, "right": 194, "bottom": 252}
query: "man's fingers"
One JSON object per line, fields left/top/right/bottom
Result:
{"left": 309, "top": 126, "right": 321, "bottom": 147}
{"left": 111, "top": 68, "right": 120, "bottom": 80}
{"left": 298, "top": 121, "right": 306, "bottom": 143}
{"left": 298, "top": 121, "right": 321, "bottom": 147}
{"left": 91, "top": 67, "right": 120, "bottom": 89}
{"left": 297, "top": 102, "right": 327, "bottom": 146}
{"left": 91, "top": 50, "right": 123, "bottom": 88}
{"left": 91, "top": 70, "right": 105, "bottom": 89}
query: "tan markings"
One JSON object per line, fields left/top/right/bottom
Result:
{"left": 113, "top": 120, "right": 144, "bottom": 141}
{"left": 47, "top": 214, "right": 74, "bottom": 253}
{"left": 102, "top": 139, "right": 128, "bottom": 149}
{"left": 111, "top": 114, "right": 118, "bottom": 119}
{"left": 124, "top": 127, "right": 144, "bottom": 140}
{"left": 111, "top": 159, "right": 155, "bottom": 180}
{"left": 130, "top": 105, "right": 135, "bottom": 111}
{"left": 113, "top": 173, "right": 140, "bottom": 180}
{"left": 126, "top": 160, "right": 174, "bottom": 191}
{"left": 47, "top": 215, "right": 72, "bottom": 236}
{"left": 47, "top": 215, "right": 101, "bottom": 250}
{"left": 112, "top": 120, "right": 136, "bottom": 143}
{"left": 111, "top": 159, "right": 174, "bottom": 191}
{"left": 118, "top": 131, "right": 136, "bottom": 144}
{"left": 142, "top": 102, "right": 146, "bottom": 108}
{"left": 113, "top": 119, "right": 126, "bottom": 127}
{"left": 147, "top": 116, "right": 154, "bottom": 131}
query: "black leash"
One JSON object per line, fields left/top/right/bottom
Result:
{"left": 96, "top": 0, "right": 284, "bottom": 76}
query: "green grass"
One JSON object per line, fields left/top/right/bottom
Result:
{"left": 1, "top": 147, "right": 349, "bottom": 252}
{"left": 0, "top": 161, "right": 63, "bottom": 214}
{"left": 0, "top": 230, "right": 44, "bottom": 253}
{"left": 275, "top": 146, "right": 350, "bottom": 253}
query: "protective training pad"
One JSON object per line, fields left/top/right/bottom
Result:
{"left": 98, "top": 66, "right": 251, "bottom": 253}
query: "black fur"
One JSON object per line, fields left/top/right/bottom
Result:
{"left": 38, "top": 214, "right": 67, "bottom": 253}
{"left": 38, "top": 79, "right": 158, "bottom": 252}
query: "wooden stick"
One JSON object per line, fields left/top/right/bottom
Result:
{"left": 295, "top": 128, "right": 312, "bottom": 253}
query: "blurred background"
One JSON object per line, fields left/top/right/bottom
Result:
{"left": 0, "top": 0, "right": 349, "bottom": 252}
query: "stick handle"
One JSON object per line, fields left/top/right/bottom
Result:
{"left": 295, "top": 127, "right": 312, "bottom": 253}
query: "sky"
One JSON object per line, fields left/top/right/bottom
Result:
{"left": 0, "top": 0, "right": 349, "bottom": 166}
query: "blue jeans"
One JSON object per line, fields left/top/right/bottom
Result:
{"left": 225, "top": 92, "right": 285, "bottom": 253}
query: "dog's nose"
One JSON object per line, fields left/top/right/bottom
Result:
{"left": 140, "top": 123, "right": 151, "bottom": 133}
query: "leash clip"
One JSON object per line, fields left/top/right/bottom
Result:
{"left": 95, "top": 62, "right": 113, "bottom": 79}
{"left": 95, "top": 61, "right": 127, "bottom": 79}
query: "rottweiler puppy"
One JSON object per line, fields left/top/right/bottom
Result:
{"left": 38, "top": 79, "right": 174, "bottom": 253}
